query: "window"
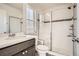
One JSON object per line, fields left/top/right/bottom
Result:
{"left": 27, "top": 8, "right": 33, "bottom": 20}
{"left": 26, "top": 8, "right": 38, "bottom": 35}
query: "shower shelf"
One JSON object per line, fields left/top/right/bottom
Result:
{"left": 72, "top": 39, "right": 79, "bottom": 43}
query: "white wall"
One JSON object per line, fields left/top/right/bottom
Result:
{"left": 0, "top": 9, "right": 7, "bottom": 33}
{"left": 0, "top": 4, "right": 23, "bottom": 18}
{"left": 0, "top": 4, "right": 23, "bottom": 33}
{"left": 76, "top": 3, "right": 79, "bottom": 56}
{"left": 52, "top": 5, "right": 73, "bottom": 20}
{"left": 77, "top": 4, "right": 79, "bottom": 39}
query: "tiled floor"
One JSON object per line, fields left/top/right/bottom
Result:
{"left": 35, "top": 52, "right": 54, "bottom": 56}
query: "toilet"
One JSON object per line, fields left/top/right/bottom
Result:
{"left": 36, "top": 45, "right": 49, "bottom": 56}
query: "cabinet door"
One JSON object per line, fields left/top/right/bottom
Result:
{"left": 26, "top": 46, "right": 35, "bottom": 56}
{"left": 14, "top": 46, "right": 35, "bottom": 56}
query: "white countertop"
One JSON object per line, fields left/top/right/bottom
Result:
{"left": 0, "top": 35, "right": 37, "bottom": 49}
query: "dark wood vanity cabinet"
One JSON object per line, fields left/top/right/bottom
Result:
{"left": 0, "top": 38, "right": 36, "bottom": 56}
{"left": 14, "top": 46, "right": 35, "bottom": 56}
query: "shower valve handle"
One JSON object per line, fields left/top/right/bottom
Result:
{"left": 72, "top": 38, "right": 79, "bottom": 43}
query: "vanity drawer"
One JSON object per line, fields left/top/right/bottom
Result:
{"left": 0, "top": 38, "right": 35, "bottom": 56}
{"left": 14, "top": 46, "right": 35, "bottom": 56}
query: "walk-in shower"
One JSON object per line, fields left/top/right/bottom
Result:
{"left": 37, "top": 3, "right": 78, "bottom": 56}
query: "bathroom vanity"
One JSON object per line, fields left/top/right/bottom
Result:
{"left": 0, "top": 37, "right": 36, "bottom": 56}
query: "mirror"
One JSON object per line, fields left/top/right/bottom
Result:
{"left": 9, "top": 16, "right": 22, "bottom": 33}
{"left": 0, "top": 3, "right": 39, "bottom": 36}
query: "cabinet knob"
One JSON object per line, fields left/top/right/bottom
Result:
{"left": 25, "top": 50, "right": 28, "bottom": 53}
{"left": 22, "top": 50, "right": 28, "bottom": 55}
{"left": 22, "top": 52, "right": 25, "bottom": 54}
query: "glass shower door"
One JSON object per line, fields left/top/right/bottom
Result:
{"left": 52, "top": 21, "right": 73, "bottom": 56}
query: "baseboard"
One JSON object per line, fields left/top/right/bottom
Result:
{"left": 47, "top": 51, "right": 65, "bottom": 56}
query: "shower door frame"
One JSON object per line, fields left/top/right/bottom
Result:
{"left": 44, "top": 9, "right": 76, "bottom": 56}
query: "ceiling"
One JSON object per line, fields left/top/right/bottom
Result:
{"left": 28, "top": 3, "right": 73, "bottom": 11}
{"left": 5, "top": 3, "right": 23, "bottom": 11}
{"left": 4, "top": 3, "right": 73, "bottom": 12}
